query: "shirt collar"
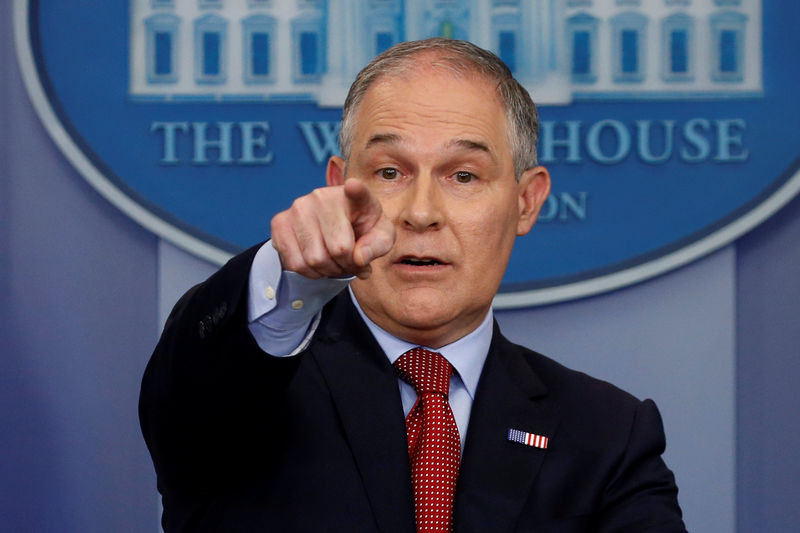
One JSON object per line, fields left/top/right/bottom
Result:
{"left": 348, "top": 287, "right": 492, "bottom": 400}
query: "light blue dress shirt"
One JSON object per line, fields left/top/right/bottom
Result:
{"left": 247, "top": 241, "right": 493, "bottom": 449}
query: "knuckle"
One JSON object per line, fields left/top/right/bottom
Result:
{"left": 328, "top": 239, "right": 352, "bottom": 260}
{"left": 303, "top": 248, "right": 329, "bottom": 270}
{"left": 290, "top": 197, "right": 309, "bottom": 216}
{"left": 284, "top": 257, "right": 321, "bottom": 279}
{"left": 281, "top": 255, "right": 303, "bottom": 273}
{"left": 270, "top": 212, "right": 288, "bottom": 233}
{"left": 309, "top": 188, "right": 335, "bottom": 208}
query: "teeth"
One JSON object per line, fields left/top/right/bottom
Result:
{"left": 403, "top": 258, "right": 439, "bottom": 266}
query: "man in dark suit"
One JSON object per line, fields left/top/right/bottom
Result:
{"left": 140, "top": 38, "right": 686, "bottom": 532}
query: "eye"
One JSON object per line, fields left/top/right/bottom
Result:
{"left": 453, "top": 171, "right": 476, "bottom": 184}
{"left": 379, "top": 168, "right": 399, "bottom": 180}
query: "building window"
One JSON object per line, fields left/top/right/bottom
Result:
{"left": 300, "top": 32, "right": 319, "bottom": 74}
{"left": 366, "top": 2, "right": 402, "bottom": 60}
{"left": 567, "top": 13, "right": 598, "bottom": 83}
{"left": 573, "top": 31, "right": 591, "bottom": 73}
{"left": 376, "top": 32, "right": 394, "bottom": 54}
{"left": 155, "top": 33, "right": 173, "bottom": 74}
{"left": 145, "top": 14, "right": 180, "bottom": 83}
{"left": 493, "top": 12, "right": 521, "bottom": 74}
{"left": 499, "top": 31, "right": 517, "bottom": 72}
{"left": 670, "top": 30, "right": 688, "bottom": 72}
{"left": 611, "top": 11, "right": 648, "bottom": 82}
{"left": 662, "top": 12, "right": 694, "bottom": 81}
{"left": 719, "top": 30, "right": 737, "bottom": 71}
{"left": 621, "top": 30, "right": 638, "bottom": 72}
{"left": 199, "top": 0, "right": 223, "bottom": 8}
{"left": 151, "top": 0, "right": 174, "bottom": 8}
{"left": 194, "top": 14, "right": 227, "bottom": 84}
{"left": 710, "top": 11, "right": 747, "bottom": 82}
{"left": 243, "top": 15, "right": 276, "bottom": 83}
{"left": 292, "top": 14, "right": 325, "bottom": 82}
{"left": 203, "top": 33, "right": 221, "bottom": 74}
{"left": 252, "top": 33, "right": 270, "bottom": 74}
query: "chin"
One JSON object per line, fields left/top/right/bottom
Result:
{"left": 392, "top": 290, "right": 459, "bottom": 329}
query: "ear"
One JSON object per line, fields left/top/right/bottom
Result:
{"left": 326, "top": 155, "right": 347, "bottom": 187}
{"left": 516, "top": 166, "right": 551, "bottom": 236}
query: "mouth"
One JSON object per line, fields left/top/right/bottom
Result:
{"left": 398, "top": 256, "right": 446, "bottom": 267}
{"left": 391, "top": 255, "right": 451, "bottom": 280}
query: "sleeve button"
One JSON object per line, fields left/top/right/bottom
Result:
{"left": 264, "top": 285, "right": 276, "bottom": 300}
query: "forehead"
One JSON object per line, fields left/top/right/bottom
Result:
{"left": 352, "top": 66, "right": 511, "bottom": 154}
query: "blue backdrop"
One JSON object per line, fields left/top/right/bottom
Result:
{"left": 2, "top": 1, "right": 799, "bottom": 531}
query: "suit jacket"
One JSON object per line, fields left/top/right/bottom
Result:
{"left": 140, "top": 245, "right": 686, "bottom": 532}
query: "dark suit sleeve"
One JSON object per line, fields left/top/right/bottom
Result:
{"left": 138, "top": 245, "right": 302, "bottom": 531}
{"left": 596, "top": 399, "right": 686, "bottom": 533}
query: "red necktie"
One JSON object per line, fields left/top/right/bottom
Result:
{"left": 394, "top": 348, "right": 461, "bottom": 533}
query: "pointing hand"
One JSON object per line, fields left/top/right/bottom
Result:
{"left": 270, "top": 178, "right": 396, "bottom": 280}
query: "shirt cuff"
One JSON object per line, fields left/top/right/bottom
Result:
{"left": 247, "top": 240, "right": 353, "bottom": 356}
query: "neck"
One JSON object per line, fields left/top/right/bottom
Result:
{"left": 348, "top": 287, "right": 491, "bottom": 349}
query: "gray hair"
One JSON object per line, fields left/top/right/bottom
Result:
{"left": 339, "top": 38, "right": 540, "bottom": 179}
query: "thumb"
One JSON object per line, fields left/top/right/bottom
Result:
{"left": 353, "top": 214, "right": 396, "bottom": 267}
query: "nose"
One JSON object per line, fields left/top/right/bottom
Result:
{"left": 399, "top": 174, "right": 444, "bottom": 232}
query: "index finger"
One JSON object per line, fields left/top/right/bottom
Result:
{"left": 343, "top": 178, "right": 383, "bottom": 236}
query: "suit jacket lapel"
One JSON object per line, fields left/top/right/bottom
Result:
{"left": 454, "top": 322, "right": 560, "bottom": 533}
{"left": 310, "top": 293, "right": 416, "bottom": 533}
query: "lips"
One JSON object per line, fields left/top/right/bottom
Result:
{"left": 398, "top": 256, "right": 445, "bottom": 267}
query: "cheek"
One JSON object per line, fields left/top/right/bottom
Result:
{"left": 456, "top": 218, "right": 515, "bottom": 279}
{"left": 461, "top": 208, "right": 517, "bottom": 247}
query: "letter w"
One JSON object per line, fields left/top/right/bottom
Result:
{"left": 298, "top": 121, "right": 341, "bottom": 164}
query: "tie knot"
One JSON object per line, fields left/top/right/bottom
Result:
{"left": 394, "top": 347, "right": 452, "bottom": 396}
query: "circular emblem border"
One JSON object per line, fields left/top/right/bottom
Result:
{"left": 14, "top": 0, "right": 800, "bottom": 308}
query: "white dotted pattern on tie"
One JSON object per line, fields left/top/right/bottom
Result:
{"left": 395, "top": 348, "right": 461, "bottom": 533}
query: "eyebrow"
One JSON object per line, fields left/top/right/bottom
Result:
{"left": 446, "top": 138, "right": 491, "bottom": 154}
{"left": 364, "top": 134, "right": 491, "bottom": 156}
{"left": 364, "top": 133, "right": 402, "bottom": 150}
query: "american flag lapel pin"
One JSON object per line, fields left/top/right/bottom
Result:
{"left": 507, "top": 428, "right": 549, "bottom": 449}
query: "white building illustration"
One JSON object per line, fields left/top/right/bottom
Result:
{"left": 129, "top": 0, "right": 762, "bottom": 106}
